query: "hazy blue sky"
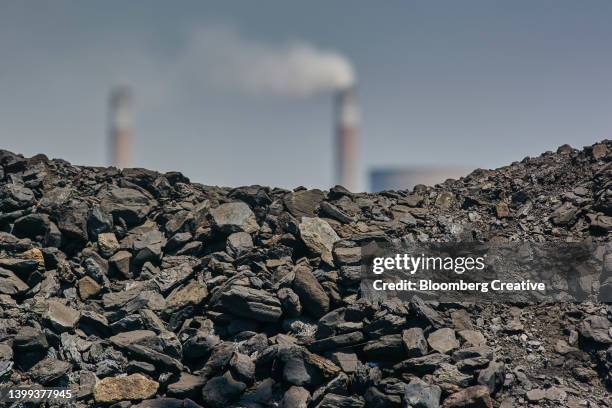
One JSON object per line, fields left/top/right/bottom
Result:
{"left": 1, "top": 1, "right": 611, "bottom": 190}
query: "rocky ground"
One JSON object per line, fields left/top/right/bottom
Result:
{"left": 0, "top": 141, "right": 610, "bottom": 407}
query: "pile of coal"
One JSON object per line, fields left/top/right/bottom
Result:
{"left": 0, "top": 140, "right": 610, "bottom": 408}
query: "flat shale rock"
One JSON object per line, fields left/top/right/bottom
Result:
{"left": 28, "top": 357, "right": 71, "bottom": 384}
{"left": 284, "top": 189, "right": 326, "bottom": 219}
{"left": 209, "top": 202, "right": 259, "bottom": 233}
{"left": 442, "top": 385, "right": 492, "bottom": 408}
{"left": 316, "top": 393, "right": 365, "bottom": 408}
{"left": 404, "top": 379, "right": 441, "bottom": 408}
{"left": 78, "top": 276, "right": 102, "bottom": 300}
{"left": 394, "top": 353, "right": 452, "bottom": 374}
{"left": 217, "top": 285, "right": 282, "bottom": 322}
{"left": 0, "top": 267, "right": 28, "bottom": 295}
{"left": 363, "top": 334, "right": 405, "bottom": 361}
{"left": 167, "top": 373, "right": 206, "bottom": 399}
{"left": 99, "top": 187, "right": 156, "bottom": 225}
{"left": 428, "top": 328, "right": 460, "bottom": 354}
{"left": 94, "top": 373, "right": 159, "bottom": 403}
{"left": 44, "top": 300, "right": 80, "bottom": 332}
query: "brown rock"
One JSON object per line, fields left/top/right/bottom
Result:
{"left": 94, "top": 373, "right": 159, "bottom": 403}
{"left": 284, "top": 189, "right": 325, "bottom": 219}
{"left": 442, "top": 385, "right": 493, "bottom": 408}
{"left": 98, "top": 232, "right": 120, "bottom": 257}
{"left": 109, "top": 250, "right": 132, "bottom": 278}
{"left": 495, "top": 203, "right": 510, "bottom": 218}
{"left": 78, "top": 276, "right": 102, "bottom": 300}
{"left": 292, "top": 265, "right": 330, "bottom": 318}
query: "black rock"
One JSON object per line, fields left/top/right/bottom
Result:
{"left": 201, "top": 372, "right": 246, "bottom": 408}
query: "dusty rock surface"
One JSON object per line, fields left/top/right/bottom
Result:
{"left": 0, "top": 141, "right": 610, "bottom": 407}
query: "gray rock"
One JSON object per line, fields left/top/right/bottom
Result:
{"left": 428, "top": 328, "right": 460, "bottom": 354}
{"left": 284, "top": 189, "right": 325, "bottom": 219}
{"left": 109, "top": 250, "right": 132, "bottom": 279}
{"left": 226, "top": 231, "right": 254, "bottom": 257}
{"left": 315, "top": 393, "right": 365, "bottom": 408}
{"left": 217, "top": 285, "right": 282, "bottom": 322}
{"left": 210, "top": 202, "right": 259, "bottom": 233}
{"left": 167, "top": 373, "right": 206, "bottom": 399}
{"left": 526, "top": 388, "right": 546, "bottom": 402}
{"left": 13, "top": 326, "right": 49, "bottom": 352}
{"left": 280, "top": 386, "right": 310, "bottom": 408}
{"left": 278, "top": 287, "right": 302, "bottom": 317}
{"left": 55, "top": 199, "right": 90, "bottom": 244}
{"left": 166, "top": 232, "right": 193, "bottom": 252}
{"left": 363, "top": 334, "right": 405, "bottom": 361}
{"left": 298, "top": 217, "right": 340, "bottom": 265}
{"left": 280, "top": 347, "right": 315, "bottom": 386}
{"left": 404, "top": 379, "right": 441, "bottom": 408}
{"left": 477, "top": 361, "right": 505, "bottom": 395}
{"left": 410, "top": 297, "right": 445, "bottom": 329}
{"left": 293, "top": 265, "right": 330, "bottom": 318}
{"left": 402, "top": 327, "right": 428, "bottom": 357}
{"left": 88, "top": 206, "right": 113, "bottom": 237}
{"left": 133, "top": 229, "right": 166, "bottom": 264}
{"left": 328, "top": 351, "right": 359, "bottom": 373}
{"left": 201, "top": 372, "right": 246, "bottom": 408}
{"left": 308, "top": 331, "right": 364, "bottom": 353}
{"left": 154, "top": 263, "right": 194, "bottom": 294}
{"left": 578, "top": 315, "right": 612, "bottom": 344}
{"left": 99, "top": 186, "right": 156, "bottom": 225}
{"left": 364, "top": 386, "right": 402, "bottom": 408}
{"left": 28, "top": 357, "right": 71, "bottom": 384}
{"left": 320, "top": 201, "right": 354, "bottom": 224}
{"left": 44, "top": 300, "right": 80, "bottom": 332}
{"left": 550, "top": 202, "right": 578, "bottom": 226}
{"left": 229, "top": 353, "right": 255, "bottom": 384}
{"left": 0, "top": 267, "right": 28, "bottom": 295}
{"left": 0, "top": 184, "right": 34, "bottom": 210}
{"left": 394, "top": 353, "right": 451, "bottom": 375}
{"left": 458, "top": 330, "right": 486, "bottom": 347}
{"left": 442, "top": 385, "right": 492, "bottom": 407}
{"left": 432, "top": 363, "right": 472, "bottom": 394}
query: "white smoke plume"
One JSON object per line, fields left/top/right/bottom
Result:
{"left": 181, "top": 26, "right": 355, "bottom": 97}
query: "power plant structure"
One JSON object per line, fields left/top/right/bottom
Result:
{"left": 334, "top": 86, "right": 360, "bottom": 192}
{"left": 370, "top": 166, "right": 471, "bottom": 192}
{"left": 108, "top": 85, "right": 134, "bottom": 168}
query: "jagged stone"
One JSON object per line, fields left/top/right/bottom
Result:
{"left": 298, "top": 217, "right": 340, "bottom": 265}
{"left": 94, "top": 373, "right": 159, "bottom": 403}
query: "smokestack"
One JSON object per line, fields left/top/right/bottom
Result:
{"left": 108, "top": 85, "right": 134, "bottom": 168}
{"left": 335, "top": 86, "right": 360, "bottom": 192}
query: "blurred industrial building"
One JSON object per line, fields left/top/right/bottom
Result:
{"left": 369, "top": 166, "right": 470, "bottom": 192}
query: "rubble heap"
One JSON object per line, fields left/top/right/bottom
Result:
{"left": 0, "top": 141, "right": 610, "bottom": 407}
